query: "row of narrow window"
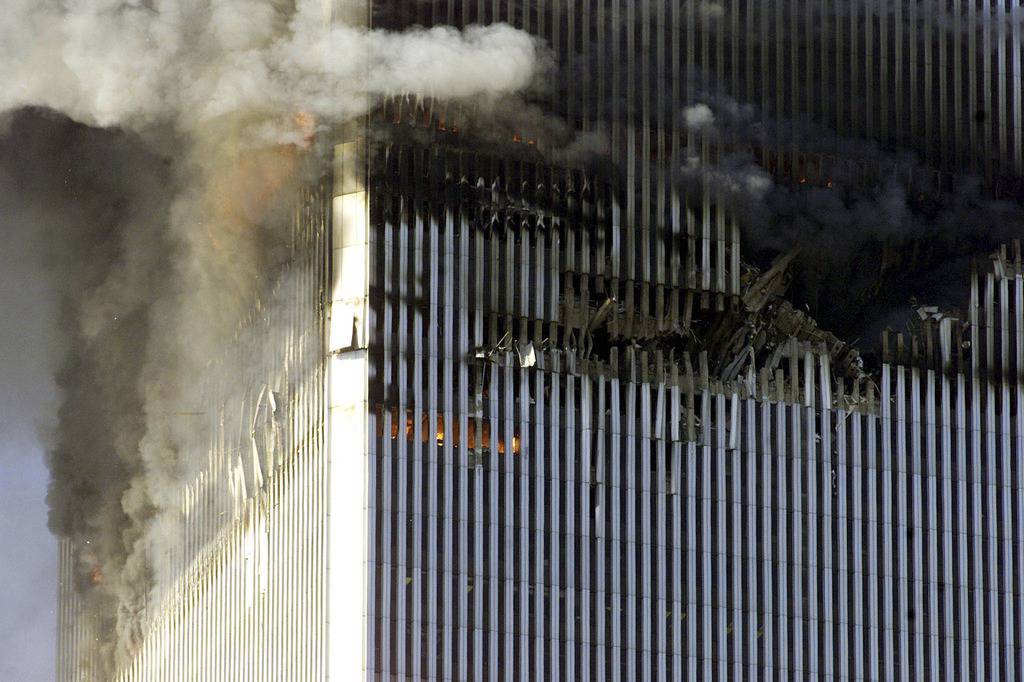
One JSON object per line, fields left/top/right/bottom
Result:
{"left": 376, "top": 405, "right": 522, "bottom": 455}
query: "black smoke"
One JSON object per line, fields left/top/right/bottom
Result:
{"left": 0, "top": 108, "right": 174, "bottom": 675}
{"left": 672, "top": 93, "right": 1024, "bottom": 351}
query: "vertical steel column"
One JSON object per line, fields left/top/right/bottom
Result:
{"left": 940, "top": 371, "right": 955, "bottom": 679}
{"left": 923, "top": 0, "right": 934, "bottom": 164}
{"left": 1014, "top": 0, "right": 1023, "bottom": 174}
{"left": 610, "top": 375, "right": 623, "bottom": 682}
{"left": 713, "top": 392, "right": 728, "bottom": 681}
{"left": 955, "top": 374, "right": 971, "bottom": 682}
{"left": 983, "top": 0, "right": 995, "bottom": 174}
{"left": 531, "top": 367, "right": 546, "bottom": 682}
{"left": 1015, "top": 272, "right": 1024, "bottom": 680}
{"left": 743, "top": 394, "right": 759, "bottom": 682}
{"left": 953, "top": 0, "right": 965, "bottom": 168}
{"left": 729, "top": 392, "right": 744, "bottom": 681}
{"left": 517, "top": 366, "right": 531, "bottom": 682}
{"left": 565, "top": 368, "right": 579, "bottom": 682}
{"left": 580, "top": 375, "right": 595, "bottom": 682}
{"left": 440, "top": 201, "right": 455, "bottom": 682}
{"left": 923, "top": 370, "right": 939, "bottom": 679}
{"left": 327, "top": 126, "right": 371, "bottom": 680}
{"left": 596, "top": 375, "right": 609, "bottom": 682}
{"left": 759, "top": 393, "right": 774, "bottom": 679}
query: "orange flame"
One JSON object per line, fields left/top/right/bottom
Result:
{"left": 292, "top": 111, "right": 317, "bottom": 147}
{"left": 379, "top": 406, "right": 521, "bottom": 455}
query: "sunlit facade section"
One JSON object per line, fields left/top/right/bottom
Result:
{"left": 55, "top": 173, "right": 341, "bottom": 680}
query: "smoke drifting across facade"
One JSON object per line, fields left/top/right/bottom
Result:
{"left": 5, "top": 0, "right": 546, "bottom": 677}
{"left": 40, "top": 0, "right": 1024, "bottom": 680}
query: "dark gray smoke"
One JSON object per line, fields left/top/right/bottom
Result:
{"left": 0, "top": 109, "right": 174, "bottom": 673}
{"left": 673, "top": 91, "right": 1024, "bottom": 347}
{"left": 518, "top": 0, "right": 1024, "bottom": 351}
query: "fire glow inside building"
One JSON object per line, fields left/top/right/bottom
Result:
{"left": 59, "top": 1, "right": 1024, "bottom": 680}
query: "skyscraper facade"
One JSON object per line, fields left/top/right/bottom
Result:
{"left": 58, "top": 1, "right": 1024, "bottom": 680}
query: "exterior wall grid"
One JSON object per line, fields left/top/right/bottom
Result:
{"left": 56, "top": 181, "right": 333, "bottom": 681}
{"left": 369, "top": 339, "right": 1024, "bottom": 679}
{"left": 367, "top": 145, "right": 1024, "bottom": 679}
{"left": 57, "top": 3, "right": 1024, "bottom": 680}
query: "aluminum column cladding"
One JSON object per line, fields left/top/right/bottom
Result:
{"left": 55, "top": 2, "right": 1024, "bottom": 680}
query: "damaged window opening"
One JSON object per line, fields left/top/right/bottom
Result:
{"left": 374, "top": 404, "right": 522, "bottom": 455}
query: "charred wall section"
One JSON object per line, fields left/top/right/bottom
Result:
{"left": 376, "top": 0, "right": 1024, "bottom": 185}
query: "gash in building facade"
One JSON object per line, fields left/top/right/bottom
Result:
{"left": 58, "top": 1, "right": 1024, "bottom": 680}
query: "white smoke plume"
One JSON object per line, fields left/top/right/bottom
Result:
{"left": 2, "top": 0, "right": 546, "bottom": 675}
{"left": 687, "top": 1, "right": 724, "bottom": 22}
{"left": 2, "top": 0, "right": 541, "bottom": 140}
{"left": 681, "top": 103, "right": 715, "bottom": 134}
